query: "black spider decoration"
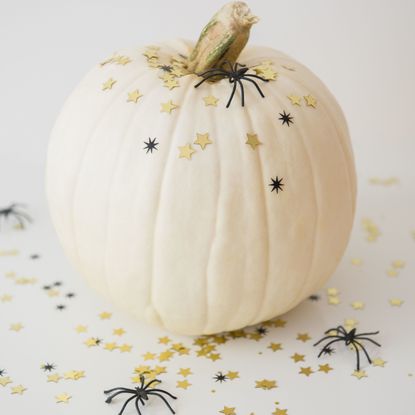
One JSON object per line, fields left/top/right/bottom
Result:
{"left": 104, "top": 375, "right": 177, "bottom": 415}
{"left": 194, "top": 61, "right": 268, "bottom": 108}
{"left": 0, "top": 203, "right": 31, "bottom": 229}
{"left": 314, "top": 325, "right": 381, "bottom": 371}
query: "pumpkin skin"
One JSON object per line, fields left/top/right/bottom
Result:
{"left": 46, "top": 39, "right": 356, "bottom": 335}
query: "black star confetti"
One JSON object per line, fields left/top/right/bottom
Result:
{"left": 213, "top": 372, "right": 228, "bottom": 383}
{"left": 256, "top": 326, "right": 268, "bottom": 335}
{"left": 269, "top": 176, "right": 284, "bottom": 194}
{"left": 159, "top": 64, "right": 173, "bottom": 72}
{"left": 30, "top": 254, "right": 40, "bottom": 260}
{"left": 322, "top": 346, "right": 335, "bottom": 355}
{"left": 143, "top": 137, "right": 159, "bottom": 154}
{"left": 56, "top": 304, "right": 66, "bottom": 311}
{"left": 0, "top": 369, "right": 6, "bottom": 376}
{"left": 41, "top": 363, "right": 56, "bottom": 372}
{"left": 43, "top": 285, "right": 51, "bottom": 290}
{"left": 54, "top": 281, "right": 63, "bottom": 287}
{"left": 65, "top": 292, "right": 76, "bottom": 298}
{"left": 278, "top": 110, "right": 293, "bottom": 126}
{"left": 308, "top": 294, "right": 321, "bottom": 301}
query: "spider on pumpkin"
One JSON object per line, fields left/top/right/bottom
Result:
{"left": 0, "top": 203, "right": 31, "bottom": 229}
{"left": 194, "top": 61, "right": 268, "bottom": 108}
{"left": 314, "top": 325, "right": 381, "bottom": 371}
{"left": 104, "top": 374, "right": 177, "bottom": 415}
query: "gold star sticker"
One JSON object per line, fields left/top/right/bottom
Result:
{"left": 327, "top": 287, "right": 339, "bottom": 296}
{"left": 115, "top": 56, "right": 131, "bottom": 65}
{"left": 119, "top": 343, "right": 132, "bottom": 353}
{"left": 154, "top": 366, "right": 167, "bottom": 375}
{"left": 9, "top": 323, "right": 23, "bottom": 332}
{"left": 203, "top": 95, "right": 219, "bottom": 106}
{"left": 352, "top": 370, "right": 367, "bottom": 380}
{"left": 351, "top": 301, "right": 365, "bottom": 310}
{"left": 75, "top": 325, "right": 87, "bottom": 333}
{"left": 99, "top": 311, "right": 112, "bottom": 320}
{"left": 178, "top": 368, "right": 193, "bottom": 377}
{"left": 207, "top": 353, "right": 221, "bottom": 361}
{"left": 0, "top": 294, "right": 12, "bottom": 302}
{"left": 272, "top": 318, "right": 286, "bottom": 328}
{"left": 219, "top": 406, "right": 236, "bottom": 415}
{"left": 159, "top": 350, "right": 174, "bottom": 362}
{"left": 113, "top": 328, "right": 125, "bottom": 336}
{"left": 194, "top": 133, "right": 212, "bottom": 150}
{"left": 73, "top": 370, "right": 85, "bottom": 380}
{"left": 143, "top": 352, "right": 156, "bottom": 361}
{"left": 287, "top": 95, "right": 301, "bottom": 106}
{"left": 226, "top": 371, "right": 239, "bottom": 380}
{"left": 127, "top": 90, "right": 143, "bottom": 103}
{"left": 55, "top": 392, "right": 72, "bottom": 403}
{"left": 176, "top": 379, "right": 191, "bottom": 389}
{"left": 290, "top": 353, "right": 305, "bottom": 363}
{"left": 47, "top": 373, "right": 61, "bottom": 383}
{"left": 304, "top": 94, "right": 317, "bottom": 108}
{"left": 163, "top": 78, "right": 180, "bottom": 90}
{"left": 11, "top": 385, "right": 26, "bottom": 395}
{"left": 299, "top": 367, "right": 314, "bottom": 376}
{"left": 296, "top": 333, "right": 311, "bottom": 342}
{"left": 0, "top": 376, "right": 12, "bottom": 387}
{"left": 102, "top": 78, "right": 116, "bottom": 91}
{"left": 372, "top": 357, "right": 386, "bottom": 367}
{"left": 392, "top": 259, "right": 405, "bottom": 268}
{"left": 158, "top": 336, "right": 171, "bottom": 344}
{"left": 389, "top": 298, "right": 404, "bottom": 307}
{"left": 273, "top": 409, "right": 288, "bottom": 415}
{"left": 255, "top": 379, "right": 277, "bottom": 390}
{"left": 328, "top": 296, "right": 340, "bottom": 305}
{"left": 318, "top": 364, "right": 333, "bottom": 373}
{"left": 143, "top": 50, "right": 159, "bottom": 59}
{"left": 178, "top": 144, "right": 196, "bottom": 160}
{"left": 84, "top": 337, "right": 100, "bottom": 347}
{"left": 245, "top": 133, "right": 262, "bottom": 150}
{"left": 161, "top": 100, "right": 179, "bottom": 114}
{"left": 268, "top": 342, "right": 283, "bottom": 352}
{"left": 104, "top": 342, "right": 118, "bottom": 351}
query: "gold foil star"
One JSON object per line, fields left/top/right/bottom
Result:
{"left": 351, "top": 301, "right": 365, "bottom": 310}
{"left": 127, "top": 90, "right": 143, "bottom": 103}
{"left": 159, "top": 350, "right": 174, "bottom": 362}
{"left": 47, "top": 373, "right": 61, "bottom": 383}
{"left": 178, "top": 144, "right": 196, "bottom": 160}
{"left": 203, "top": 95, "right": 219, "bottom": 106}
{"left": 303, "top": 94, "right": 317, "bottom": 108}
{"left": 0, "top": 294, "right": 12, "bottom": 302}
{"left": 113, "top": 328, "right": 125, "bottom": 336}
{"left": 75, "top": 325, "right": 87, "bottom": 333}
{"left": 226, "top": 371, "right": 239, "bottom": 380}
{"left": 178, "top": 368, "right": 192, "bottom": 377}
{"left": 299, "top": 367, "right": 313, "bottom": 377}
{"left": 318, "top": 364, "right": 333, "bottom": 373}
{"left": 372, "top": 358, "right": 386, "bottom": 367}
{"left": 207, "top": 353, "right": 221, "bottom": 361}
{"left": 273, "top": 408, "right": 288, "bottom": 415}
{"left": 143, "top": 352, "right": 156, "bottom": 361}
{"left": 84, "top": 337, "right": 100, "bottom": 347}
{"left": 255, "top": 379, "right": 277, "bottom": 390}
{"left": 11, "top": 385, "right": 26, "bottom": 395}
{"left": 296, "top": 333, "right": 311, "bottom": 342}
{"left": 158, "top": 336, "right": 171, "bottom": 344}
{"left": 176, "top": 379, "right": 191, "bottom": 389}
{"left": 352, "top": 370, "right": 367, "bottom": 380}
{"left": 290, "top": 353, "right": 305, "bottom": 363}
{"left": 55, "top": 392, "right": 72, "bottom": 403}
{"left": 328, "top": 296, "right": 340, "bottom": 305}
{"left": 99, "top": 311, "right": 112, "bottom": 320}
{"left": 389, "top": 298, "right": 404, "bottom": 307}
{"left": 268, "top": 342, "right": 283, "bottom": 352}
{"left": 9, "top": 323, "right": 23, "bottom": 332}
{"left": 0, "top": 376, "right": 12, "bottom": 387}
{"left": 154, "top": 366, "right": 167, "bottom": 375}
{"left": 245, "top": 133, "right": 262, "bottom": 150}
{"left": 220, "top": 406, "right": 236, "bottom": 415}
{"left": 327, "top": 287, "right": 339, "bottom": 296}
{"left": 164, "top": 78, "right": 180, "bottom": 90}
{"left": 288, "top": 95, "right": 301, "bottom": 106}
{"left": 104, "top": 342, "right": 118, "bottom": 351}
{"left": 351, "top": 258, "right": 363, "bottom": 265}
{"left": 161, "top": 100, "right": 179, "bottom": 114}
{"left": 272, "top": 318, "right": 286, "bottom": 328}
{"left": 119, "top": 343, "right": 132, "bottom": 353}
{"left": 102, "top": 78, "right": 116, "bottom": 91}
{"left": 115, "top": 56, "right": 131, "bottom": 65}
{"left": 194, "top": 133, "right": 212, "bottom": 150}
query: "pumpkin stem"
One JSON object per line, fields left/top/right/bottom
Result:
{"left": 186, "top": 1, "right": 258, "bottom": 74}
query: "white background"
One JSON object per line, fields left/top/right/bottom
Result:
{"left": 0, "top": 1, "right": 414, "bottom": 414}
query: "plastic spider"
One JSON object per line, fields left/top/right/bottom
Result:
{"left": 0, "top": 203, "right": 31, "bottom": 229}
{"left": 314, "top": 325, "right": 381, "bottom": 371}
{"left": 194, "top": 61, "right": 268, "bottom": 108}
{"left": 104, "top": 375, "right": 177, "bottom": 415}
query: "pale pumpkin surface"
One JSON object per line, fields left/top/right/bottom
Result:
{"left": 46, "top": 39, "right": 356, "bottom": 335}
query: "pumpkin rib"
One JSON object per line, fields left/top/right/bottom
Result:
{"left": 70, "top": 67, "right": 150, "bottom": 296}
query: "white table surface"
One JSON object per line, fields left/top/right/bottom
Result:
{"left": 1, "top": 1, "right": 414, "bottom": 414}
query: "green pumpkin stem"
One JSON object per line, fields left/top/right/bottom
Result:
{"left": 187, "top": 1, "right": 258, "bottom": 74}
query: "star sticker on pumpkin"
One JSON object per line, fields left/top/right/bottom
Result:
{"left": 299, "top": 367, "right": 314, "bottom": 377}
{"left": 178, "top": 144, "right": 196, "bottom": 160}
{"left": 255, "top": 379, "right": 277, "bottom": 390}
{"left": 143, "top": 137, "right": 159, "bottom": 153}
{"left": 41, "top": 363, "right": 56, "bottom": 372}
{"left": 55, "top": 392, "right": 72, "bottom": 403}
{"left": 127, "top": 89, "right": 143, "bottom": 103}
{"left": 163, "top": 78, "right": 180, "bottom": 90}
{"left": 203, "top": 95, "right": 219, "bottom": 106}
{"left": 194, "top": 133, "right": 212, "bottom": 150}
{"left": 213, "top": 372, "right": 228, "bottom": 383}
{"left": 245, "top": 133, "right": 262, "bottom": 150}
{"left": 219, "top": 406, "right": 236, "bottom": 415}
{"left": 278, "top": 110, "right": 293, "bottom": 126}
{"left": 269, "top": 176, "right": 284, "bottom": 193}
{"left": 102, "top": 78, "right": 116, "bottom": 91}
{"left": 304, "top": 94, "right": 317, "bottom": 108}
{"left": 161, "top": 100, "right": 179, "bottom": 114}
{"left": 287, "top": 94, "right": 302, "bottom": 106}
{"left": 11, "top": 385, "right": 26, "bottom": 395}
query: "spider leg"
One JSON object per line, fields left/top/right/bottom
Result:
{"left": 354, "top": 337, "right": 381, "bottom": 347}
{"left": 134, "top": 397, "right": 143, "bottom": 415}
{"left": 194, "top": 72, "right": 227, "bottom": 88}
{"left": 104, "top": 390, "right": 135, "bottom": 403}
{"left": 241, "top": 77, "right": 266, "bottom": 98}
{"left": 354, "top": 331, "right": 380, "bottom": 337}
{"left": 236, "top": 79, "right": 245, "bottom": 106}
{"left": 353, "top": 340, "right": 373, "bottom": 366}
{"left": 12, "top": 214, "right": 25, "bottom": 229}
{"left": 317, "top": 338, "right": 343, "bottom": 358}
{"left": 226, "top": 81, "right": 238, "bottom": 108}
{"left": 104, "top": 387, "right": 135, "bottom": 394}
{"left": 13, "top": 211, "right": 32, "bottom": 222}
{"left": 350, "top": 342, "right": 361, "bottom": 371}
{"left": 313, "top": 335, "right": 343, "bottom": 346}
{"left": 146, "top": 388, "right": 177, "bottom": 399}
{"left": 243, "top": 73, "right": 269, "bottom": 82}
{"left": 147, "top": 392, "right": 176, "bottom": 414}
{"left": 196, "top": 69, "right": 228, "bottom": 77}
{"left": 118, "top": 395, "right": 136, "bottom": 415}
{"left": 143, "top": 379, "right": 161, "bottom": 390}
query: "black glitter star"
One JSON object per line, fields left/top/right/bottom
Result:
{"left": 308, "top": 294, "right": 321, "bottom": 302}
{"left": 56, "top": 304, "right": 66, "bottom": 311}
{"left": 213, "top": 371, "right": 228, "bottom": 383}
{"left": 30, "top": 254, "right": 40, "bottom": 260}
{"left": 65, "top": 292, "right": 76, "bottom": 299}
{"left": 43, "top": 285, "right": 51, "bottom": 290}
{"left": 159, "top": 64, "right": 173, "bottom": 72}
{"left": 278, "top": 110, "right": 294, "bottom": 126}
{"left": 0, "top": 369, "right": 6, "bottom": 376}
{"left": 256, "top": 326, "right": 268, "bottom": 335}
{"left": 54, "top": 281, "right": 62, "bottom": 287}
{"left": 269, "top": 176, "right": 284, "bottom": 193}
{"left": 322, "top": 346, "right": 335, "bottom": 355}
{"left": 143, "top": 137, "right": 159, "bottom": 154}
{"left": 41, "top": 363, "right": 56, "bottom": 372}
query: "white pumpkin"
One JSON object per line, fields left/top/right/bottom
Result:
{"left": 46, "top": 2, "right": 356, "bottom": 335}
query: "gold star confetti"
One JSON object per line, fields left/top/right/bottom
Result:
{"left": 389, "top": 298, "right": 404, "bottom": 307}
{"left": 207, "top": 352, "right": 221, "bottom": 361}
{"left": 176, "top": 379, "right": 192, "bottom": 389}
{"left": 386, "top": 268, "right": 398, "bottom": 277}
{"left": 47, "top": 373, "right": 61, "bottom": 383}
{"left": 178, "top": 144, "right": 196, "bottom": 160}
{"left": 75, "top": 325, "right": 87, "bottom": 333}
{"left": 99, "top": 311, "right": 112, "bottom": 320}
{"left": 245, "top": 133, "right": 262, "bottom": 150}
{"left": 164, "top": 78, "right": 180, "bottom": 90}
{"left": 287, "top": 95, "right": 301, "bottom": 106}
{"left": 158, "top": 350, "right": 174, "bottom": 362}
{"left": 392, "top": 259, "right": 405, "bottom": 268}
{"left": 203, "top": 95, "right": 219, "bottom": 106}
{"left": 351, "top": 301, "right": 365, "bottom": 310}
{"left": 226, "top": 371, "right": 239, "bottom": 380}
{"left": 273, "top": 409, "right": 288, "bottom": 415}
{"left": 327, "top": 287, "right": 339, "bottom": 296}
{"left": 0, "top": 376, "right": 12, "bottom": 387}
{"left": 127, "top": 90, "right": 143, "bottom": 103}
{"left": 113, "top": 328, "right": 125, "bottom": 336}
{"left": 158, "top": 336, "right": 171, "bottom": 344}
{"left": 372, "top": 358, "right": 386, "bottom": 367}
{"left": 104, "top": 342, "right": 118, "bottom": 351}
{"left": 115, "top": 55, "right": 131, "bottom": 65}
{"left": 318, "top": 364, "right": 333, "bottom": 373}
{"left": 119, "top": 343, "right": 132, "bottom": 353}
{"left": 178, "top": 368, "right": 193, "bottom": 377}
{"left": 344, "top": 318, "right": 358, "bottom": 331}
{"left": 47, "top": 288, "right": 60, "bottom": 297}
{"left": 352, "top": 370, "right": 367, "bottom": 380}
{"left": 0, "top": 294, "right": 12, "bottom": 302}
{"left": 219, "top": 406, "right": 236, "bottom": 415}
{"left": 9, "top": 323, "right": 23, "bottom": 332}
{"left": 328, "top": 296, "right": 340, "bottom": 305}
{"left": 290, "top": 353, "right": 305, "bottom": 363}
{"left": 55, "top": 392, "right": 72, "bottom": 403}
{"left": 296, "top": 333, "right": 311, "bottom": 342}
{"left": 351, "top": 258, "right": 363, "bottom": 265}
{"left": 143, "top": 352, "right": 156, "bottom": 361}
{"left": 143, "top": 50, "right": 159, "bottom": 60}
{"left": 255, "top": 379, "right": 277, "bottom": 390}
{"left": 303, "top": 94, "right": 317, "bottom": 108}
{"left": 268, "top": 342, "right": 283, "bottom": 352}
{"left": 362, "top": 218, "right": 381, "bottom": 241}
{"left": 63, "top": 370, "right": 84, "bottom": 381}
{"left": 11, "top": 384, "right": 26, "bottom": 395}
{"left": 194, "top": 133, "right": 212, "bottom": 150}
{"left": 161, "top": 100, "right": 179, "bottom": 114}
{"left": 102, "top": 78, "right": 116, "bottom": 91}
{"left": 299, "top": 367, "right": 313, "bottom": 377}
{"left": 84, "top": 337, "right": 100, "bottom": 347}
{"left": 272, "top": 318, "right": 286, "bottom": 328}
